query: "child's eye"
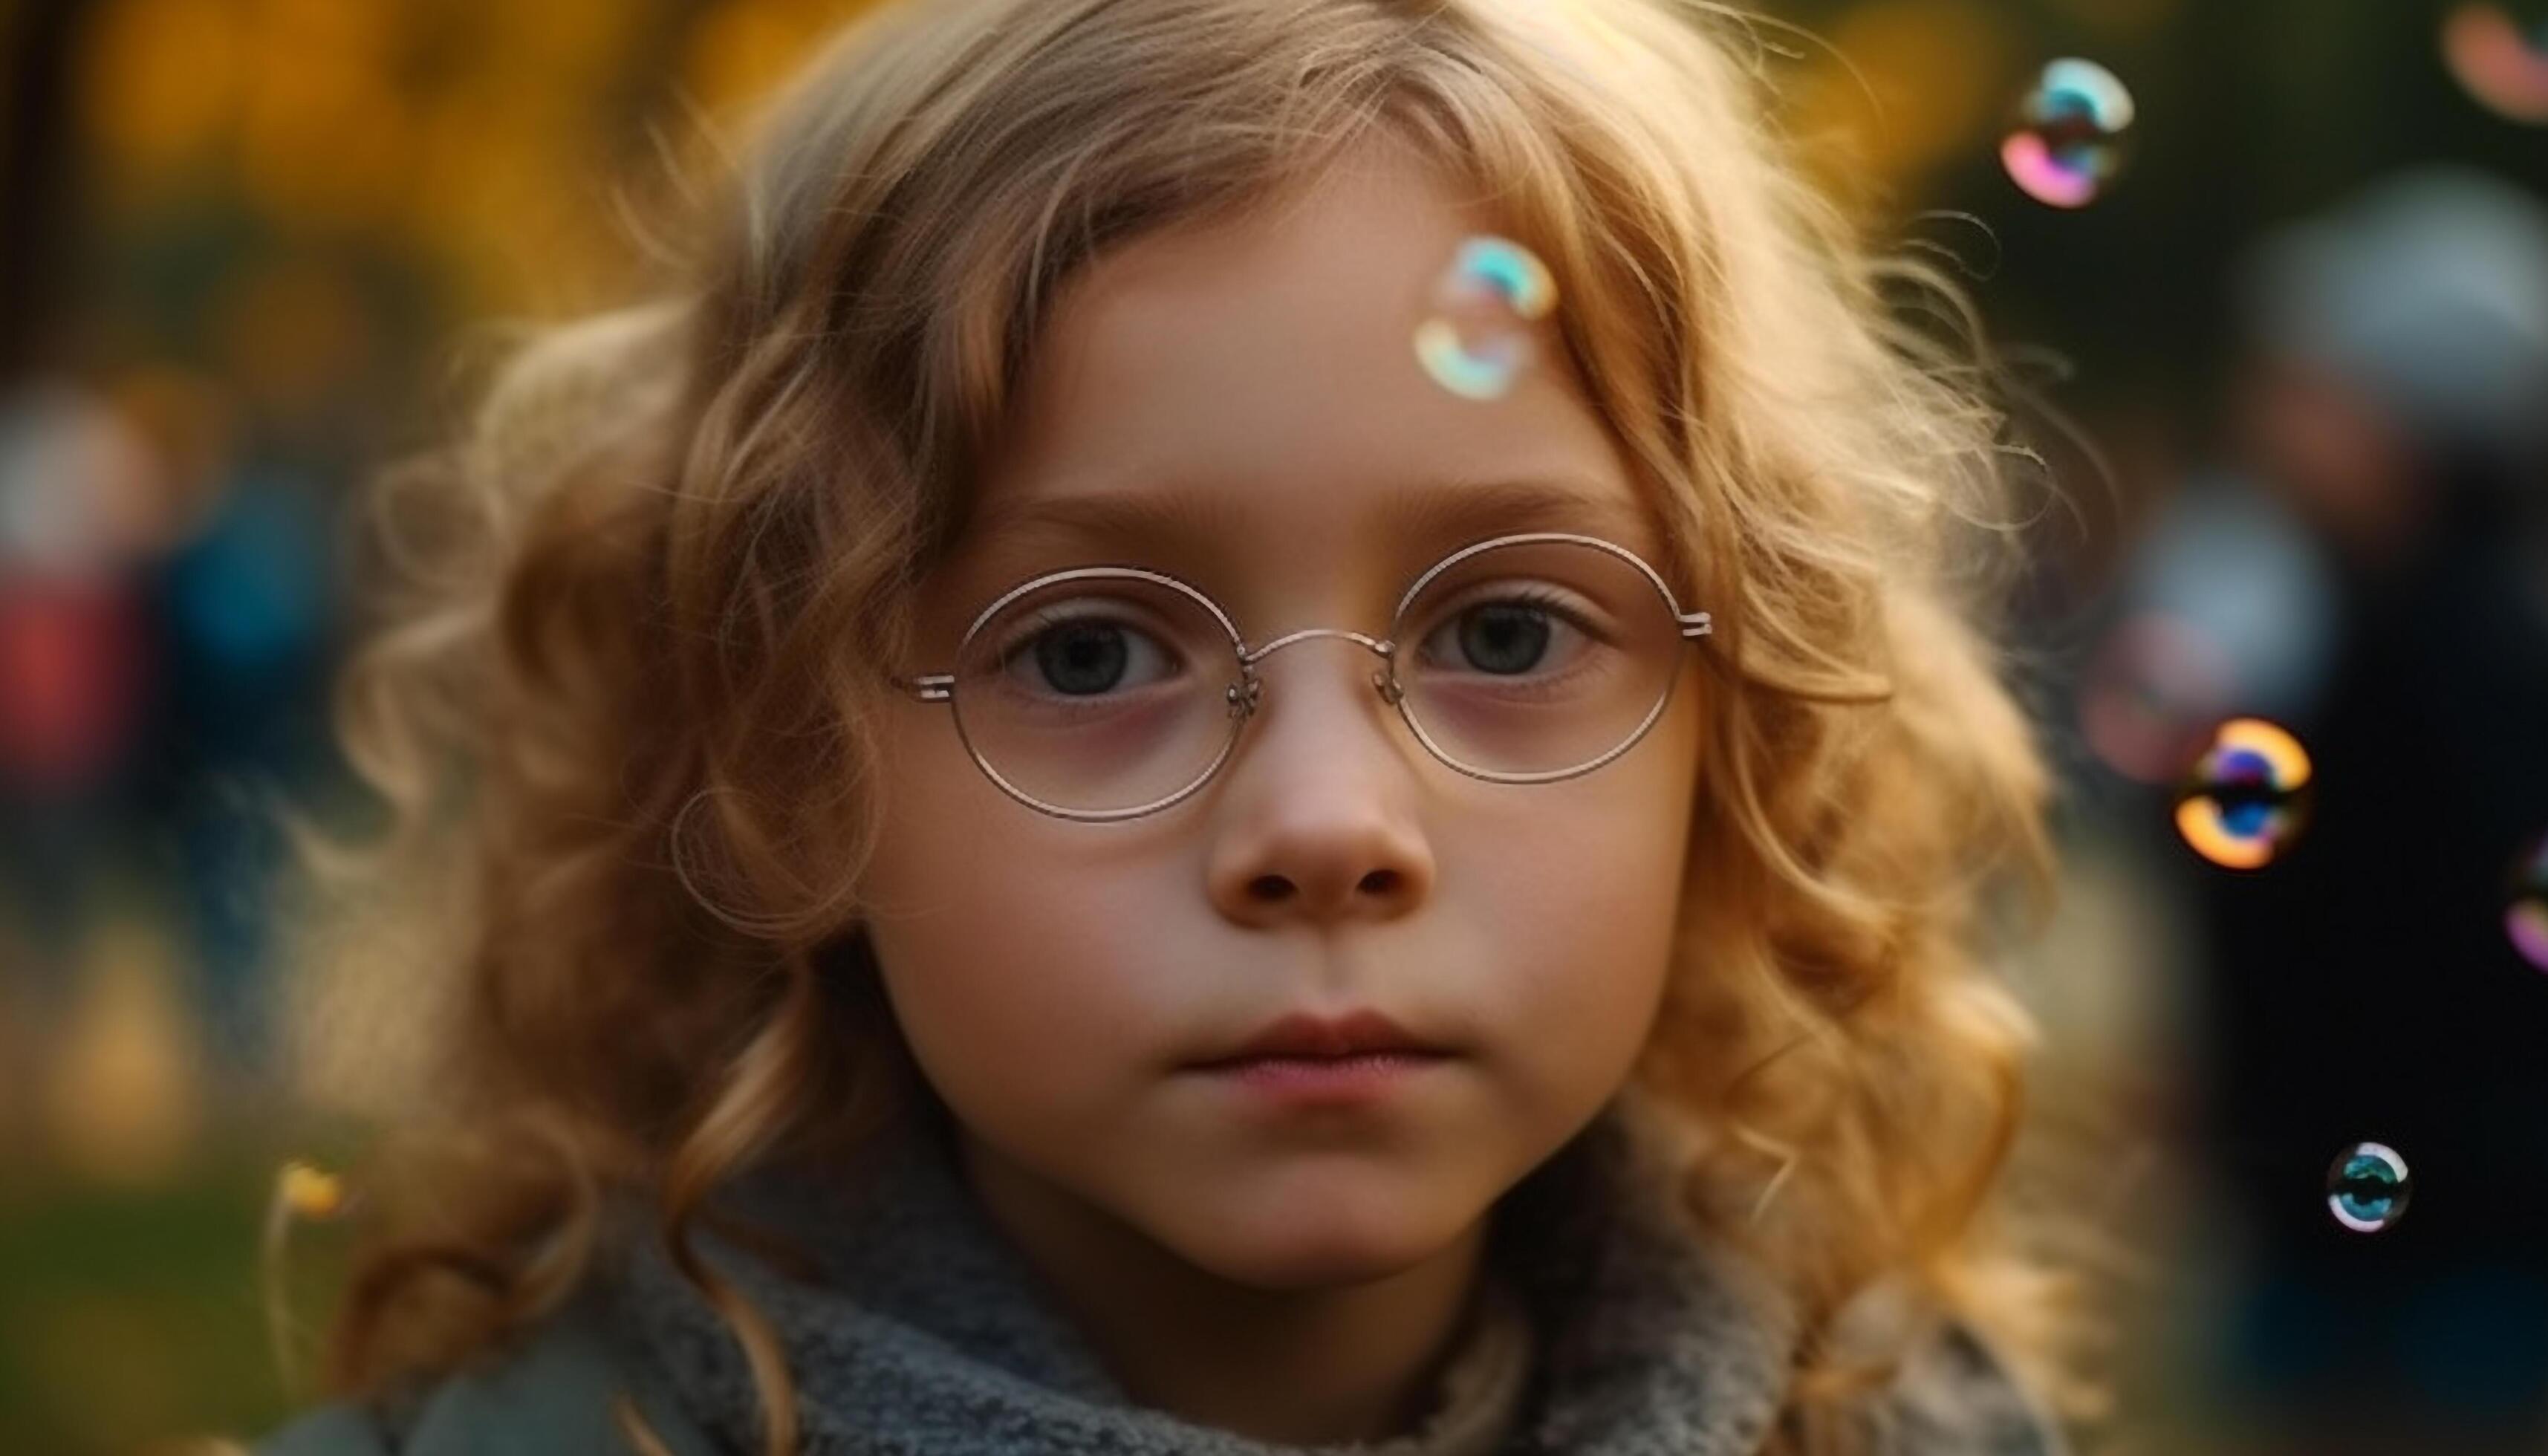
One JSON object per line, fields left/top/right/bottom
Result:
{"left": 992, "top": 605, "right": 1188, "bottom": 703}
{"left": 1408, "top": 588, "right": 1615, "bottom": 700}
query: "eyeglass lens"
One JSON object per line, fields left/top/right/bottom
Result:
{"left": 947, "top": 538, "right": 1684, "bottom": 816}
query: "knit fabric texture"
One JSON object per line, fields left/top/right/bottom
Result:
{"left": 584, "top": 1089, "right": 2067, "bottom": 1456}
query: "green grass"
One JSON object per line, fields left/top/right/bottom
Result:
{"left": 0, "top": 1137, "right": 359, "bottom": 1456}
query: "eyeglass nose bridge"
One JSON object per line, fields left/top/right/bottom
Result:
{"left": 1228, "top": 626, "right": 1404, "bottom": 719}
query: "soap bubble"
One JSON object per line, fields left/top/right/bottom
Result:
{"left": 2508, "top": 831, "right": 2548, "bottom": 972}
{"left": 2001, "top": 58, "right": 2136, "bottom": 209}
{"left": 1413, "top": 235, "right": 1558, "bottom": 401}
{"left": 2326, "top": 1142, "right": 2412, "bottom": 1233}
{"left": 2175, "top": 717, "right": 2313, "bottom": 870}
{"left": 2442, "top": 5, "right": 2548, "bottom": 124}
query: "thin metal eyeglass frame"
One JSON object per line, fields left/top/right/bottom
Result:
{"left": 888, "top": 530, "right": 1714, "bottom": 822}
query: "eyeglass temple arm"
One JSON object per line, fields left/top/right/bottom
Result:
{"left": 893, "top": 673, "right": 956, "bottom": 703}
{"left": 1680, "top": 611, "right": 1712, "bottom": 638}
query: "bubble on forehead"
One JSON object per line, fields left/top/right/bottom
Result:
{"left": 2325, "top": 1141, "right": 2412, "bottom": 1234}
{"left": 2001, "top": 58, "right": 2136, "bottom": 209}
{"left": 2443, "top": 4, "right": 2548, "bottom": 123}
{"left": 2173, "top": 716, "right": 2312, "bottom": 870}
{"left": 1414, "top": 235, "right": 1559, "bottom": 401}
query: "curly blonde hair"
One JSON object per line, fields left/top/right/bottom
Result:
{"left": 250, "top": 1, "right": 2110, "bottom": 1452}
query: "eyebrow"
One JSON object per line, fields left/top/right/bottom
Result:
{"left": 963, "top": 474, "right": 1660, "bottom": 564}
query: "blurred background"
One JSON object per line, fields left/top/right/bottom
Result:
{"left": 2, "top": 0, "right": 2546, "bottom": 1452}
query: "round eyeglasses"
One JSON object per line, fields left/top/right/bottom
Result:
{"left": 889, "top": 530, "right": 1713, "bottom": 822}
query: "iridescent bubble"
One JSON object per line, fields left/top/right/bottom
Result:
{"left": 2326, "top": 1142, "right": 2412, "bottom": 1233}
{"left": 1413, "top": 235, "right": 1557, "bottom": 401}
{"left": 2001, "top": 58, "right": 2136, "bottom": 209}
{"left": 2443, "top": 5, "right": 2548, "bottom": 124}
{"left": 2174, "top": 717, "right": 2313, "bottom": 870}
{"left": 2507, "top": 831, "right": 2548, "bottom": 972}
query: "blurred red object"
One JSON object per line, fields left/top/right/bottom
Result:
{"left": 0, "top": 571, "right": 151, "bottom": 796}
{"left": 2078, "top": 610, "right": 2235, "bottom": 784}
{"left": 2443, "top": 4, "right": 2548, "bottom": 125}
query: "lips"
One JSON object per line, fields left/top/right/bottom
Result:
{"left": 1200, "top": 1007, "right": 1449, "bottom": 1067}
{"left": 1206, "top": 1050, "right": 1451, "bottom": 1102}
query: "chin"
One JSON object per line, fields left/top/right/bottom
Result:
{"left": 1152, "top": 1183, "right": 1474, "bottom": 1291}
{"left": 1182, "top": 1236, "right": 1449, "bottom": 1293}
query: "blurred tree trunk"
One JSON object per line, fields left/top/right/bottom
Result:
{"left": 0, "top": 0, "right": 83, "bottom": 383}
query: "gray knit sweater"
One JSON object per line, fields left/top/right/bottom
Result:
{"left": 250, "top": 1093, "right": 2068, "bottom": 1456}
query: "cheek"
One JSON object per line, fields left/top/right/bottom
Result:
{"left": 1486, "top": 801, "right": 1683, "bottom": 1004}
{"left": 1464, "top": 700, "right": 1699, "bottom": 1071}
{"left": 862, "top": 730, "right": 1180, "bottom": 1131}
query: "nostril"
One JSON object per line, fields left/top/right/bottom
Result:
{"left": 1242, "top": 870, "right": 1400, "bottom": 905}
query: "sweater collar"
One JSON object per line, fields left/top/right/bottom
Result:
{"left": 603, "top": 1091, "right": 1801, "bottom": 1456}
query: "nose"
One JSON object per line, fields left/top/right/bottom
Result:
{"left": 1203, "top": 629, "right": 1437, "bottom": 926}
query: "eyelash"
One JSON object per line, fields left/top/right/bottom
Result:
{"left": 989, "top": 585, "right": 1604, "bottom": 676}
{"left": 1417, "top": 585, "right": 1608, "bottom": 700}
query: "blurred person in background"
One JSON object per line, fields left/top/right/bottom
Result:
{"left": 2087, "top": 164, "right": 2548, "bottom": 1456}
{"left": 0, "top": 377, "right": 166, "bottom": 1148}
{"left": 132, "top": 441, "right": 337, "bottom": 1091}
{"left": 0, "top": 357, "right": 334, "bottom": 1151}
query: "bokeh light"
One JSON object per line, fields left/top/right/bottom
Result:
{"left": 2078, "top": 612, "right": 2236, "bottom": 784}
{"left": 39, "top": 915, "right": 204, "bottom": 1186}
{"left": 74, "top": 0, "right": 244, "bottom": 177}
{"left": 2326, "top": 1141, "right": 2413, "bottom": 1233}
{"left": 2508, "top": 831, "right": 2548, "bottom": 972}
{"left": 2174, "top": 717, "right": 2313, "bottom": 870}
{"left": 2001, "top": 57, "right": 2136, "bottom": 209}
{"left": 2442, "top": 4, "right": 2548, "bottom": 124}
{"left": 1787, "top": 0, "right": 2018, "bottom": 211}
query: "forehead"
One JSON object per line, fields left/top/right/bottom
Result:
{"left": 945, "top": 137, "right": 1662, "bottom": 608}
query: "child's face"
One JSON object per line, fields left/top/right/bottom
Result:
{"left": 863, "top": 137, "right": 1703, "bottom": 1294}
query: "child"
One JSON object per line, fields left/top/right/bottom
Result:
{"left": 234, "top": 0, "right": 2101, "bottom": 1452}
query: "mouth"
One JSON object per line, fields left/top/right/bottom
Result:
{"left": 1201, "top": 1007, "right": 1454, "bottom": 1067}
{"left": 1192, "top": 1048, "right": 1454, "bottom": 1071}
{"left": 1189, "top": 1048, "right": 1455, "bottom": 1102}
